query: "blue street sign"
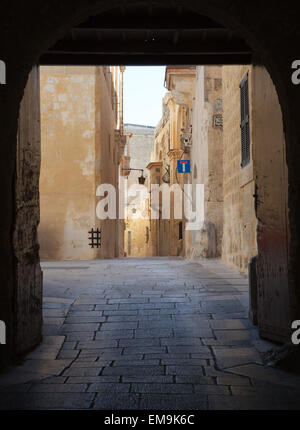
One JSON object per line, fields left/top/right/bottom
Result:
{"left": 177, "top": 160, "right": 191, "bottom": 173}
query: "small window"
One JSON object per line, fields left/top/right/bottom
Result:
{"left": 193, "top": 164, "right": 197, "bottom": 179}
{"left": 128, "top": 231, "right": 131, "bottom": 256}
{"left": 179, "top": 222, "right": 183, "bottom": 240}
{"left": 145, "top": 227, "right": 149, "bottom": 243}
{"left": 240, "top": 72, "right": 250, "bottom": 168}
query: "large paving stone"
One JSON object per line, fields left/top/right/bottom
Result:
{"left": 102, "top": 366, "right": 165, "bottom": 376}
{"left": 201, "top": 299, "right": 245, "bottom": 313}
{"left": 60, "top": 323, "right": 100, "bottom": 332}
{"left": 216, "top": 374, "right": 251, "bottom": 386}
{"left": 113, "top": 360, "right": 160, "bottom": 366}
{"left": 43, "top": 309, "right": 68, "bottom": 317}
{"left": 166, "top": 366, "right": 204, "bottom": 376}
{"left": 122, "top": 376, "right": 174, "bottom": 383}
{"left": 63, "top": 368, "right": 102, "bottom": 377}
{"left": 194, "top": 385, "right": 230, "bottom": 395}
{"left": 95, "top": 330, "right": 134, "bottom": 339}
{"left": 71, "top": 361, "right": 112, "bottom": 367}
{"left": 135, "top": 329, "right": 173, "bottom": 338}
{"left": 108, "top": 298, "right": 148, "bottom": 304}
{"left": 95, "top": 304, "right": 119, "bottom": 311}
{"left": 93, "top": 393, "right": 139, "bottom": 410}
{"left": 57, "top": 350, "right": 80, "bottom": 359}
{"left": 167, "top": 346, "right": 210, "bottom": 354}
{"left": 68, "top": 311, "right": 103, "bottom": 317}
{"left": 138, "top": 320, "right": 176, "bottom": 329}
{"left": 67, "top": 376, "right": 121, "bottom": 384}
{"left": 139, "top": 394, "right": 207, "bottom": 410}
{"left": 174, "top": 328, "right": 214, "bottom": 338}
{"left": 122, "top": 346, "right": 167, "bottom": 355}
{"left": 161, "top": 358, "right": 207, "bottom": 366}
{"left": 226, "top": 364, "right": 300, "bottom": 390}
{"left": 87, "top": 383, "right": 130, "bottom": 393}
{"left": 79, "top": 349, "right": 122, "bottom": 359}
{"left": 103, "top": 310, "right": 138, "bottom": 316}
{"left": 107, "top": 315, "right": 139, "bottom": 322}
{"left": 70, "top": 305, "right": 95, "bottom": 311}
{"left": 213, "top": 330, "right": 252, "bottom": 345}
{"left": 119, "top": 338, "right": 160, "bottom": 347}
{"left": 30, "top": 383, "right": 88, "bottom": 392}
{"left": 65, "top": 316, "right": 106, "bottom": 323}
{"left": 65, "top": 332, "right": 95, "bottom": 341}
{"left": 212, "top": 346, "right": 262, "bottom": 368}
{"left": 77, "top": 340, "right": 118, "bottom": 349}
{"left": 100, "top": 322, "right": 138, "bottom": 330}
{"left": 131, "top": 383, "right": 193, "bottom": 393}
{"left": 175, "top": 375, "right": 215, "bottom": 384}
{"left": 208, "top": 394, "right": 300, "bottom": 410}
{"left": 209, "top": 319, "right": 247, "bottom": 330}
{"left": 43, "top": 317, "right": 65, "bottom": 325}
{"left": 74, "top": 298, "right": 107, "bottom": 305}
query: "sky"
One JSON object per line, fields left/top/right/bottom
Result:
{"left": 123, "top": 66, "right": 167, "bottom": 128}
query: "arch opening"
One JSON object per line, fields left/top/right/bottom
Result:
{"left": 0, "top": 1, "right": 298, "bottom": 381}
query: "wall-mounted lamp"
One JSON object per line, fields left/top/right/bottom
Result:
{"left": 121, "top": 168, "right": 146, "bottom": 185}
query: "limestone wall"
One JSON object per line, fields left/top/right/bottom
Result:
{"left": 185, "top": 66, "right": 223, "bottom": 259}
{"left": 39, "top": 66, "right": 121, "bottom": 260}
{"left": 149, "top": 98, "right": 171, "bottom": 256}
{"left": 95, "top": 67, "right": 122, "bottom": 259}
{"left": 222, "top": 66, "right": 258, "bottom": 274}
{"left": 14, "top": 66, "right": 43, "bottom": 354}
{"left": 251, "top": 66, "right": 291, "bottom": 341}
{"left": 123, "top": 124, "right": 155, "bottom": 257}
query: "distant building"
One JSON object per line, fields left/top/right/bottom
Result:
{"left": 123, "top": 124, "right": 155, "bottom": 257}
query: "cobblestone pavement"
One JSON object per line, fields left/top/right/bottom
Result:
{"left": 1, "top": 257, "right": 300, "bottom": 410}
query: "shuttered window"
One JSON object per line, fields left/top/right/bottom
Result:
{"left": 179, "top": 222, "right": 183, "bottom": 240}
{"left": 240, "top": 72, "right": 250, "bottom": 168}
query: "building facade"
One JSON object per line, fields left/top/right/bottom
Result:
{"left": 123, "top": 124, "right": 155, "bottom": 257}
{"left": 39, "top": 66, "right": 128, "bottom": 260}
{"left": 147, "top": 67, "right": 196, "bottom": 257}
{"left": 184, "top": 66, "right": 224, "bottom": 260}
{"left": 150, "top": 64, "right": 289, "bottom": 341}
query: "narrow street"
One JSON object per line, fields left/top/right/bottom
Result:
{"left": 0, "top": 258, "right": 300, "bottom": 410}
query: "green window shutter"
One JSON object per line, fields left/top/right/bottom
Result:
{"left": 240, "top": 72, "right": 250, "bottom": 168}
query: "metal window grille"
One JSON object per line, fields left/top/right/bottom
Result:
{"left": 240, "top": 72, "right": 250, "bottom": 168}
{"left": 179, "top": 222, "right": 183, "bottom": 240}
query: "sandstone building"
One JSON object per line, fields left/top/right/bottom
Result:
{"left": 184, "top": 66, "right": 223, "bottom": 260}
{"left": 39, "top": 66, "right": 128, "bottom": 260}
{"left": 150, "top": 64, "right": 289, "bottom": 341}
{"left": 147, "top": 67, "right": 196, "bottom": 257}
{"left": 123, "top": 124, "right": 155, "bottom": 257}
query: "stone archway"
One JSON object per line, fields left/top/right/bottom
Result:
{"left": 0, "top": 0, "right": 299, "bottom": 369}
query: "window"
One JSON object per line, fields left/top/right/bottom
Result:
{"left": 240, "top": 72, "right": 250, "bottom": 168}
{"left": 128, "top": 231, "right": 131, "bottom": 256}
{"left": 179, "top": 222, "right": 183, "bottom": 240}
{"left": 145, "top": 227, "right": 149, "bottom": 244}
